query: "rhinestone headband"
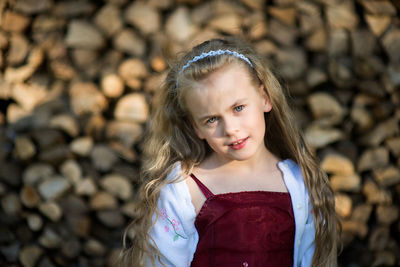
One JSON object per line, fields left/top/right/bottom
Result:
{"left": 180, "top": 49, "right": 253, "bottom": 73}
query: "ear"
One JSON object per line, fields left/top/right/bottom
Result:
{"left": 259, "top": 84, "right": 272, "bottom": 113}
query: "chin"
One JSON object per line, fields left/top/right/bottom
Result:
{"left": 228, "top": 151, "right": 257, "bottom": 161}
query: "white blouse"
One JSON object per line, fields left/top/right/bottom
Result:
{"left": 148, "top": 159, "right": 315, "bottom": 267}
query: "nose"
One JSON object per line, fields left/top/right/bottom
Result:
{"left": 222, "top": 116, "right": 239, "bottom": 136}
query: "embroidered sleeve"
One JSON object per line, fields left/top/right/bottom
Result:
{"left": 149, "top": 177, "right": 198, "bottom": 267}
{"left": 159, "top": 207, "right": 187, "bottom": 242}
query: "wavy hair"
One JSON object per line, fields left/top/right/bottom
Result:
{"left": 118, "top": 37, "right": 339, "bottom": 267}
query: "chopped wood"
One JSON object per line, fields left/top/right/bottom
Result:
{"left": 26, "top": 213, "right": 43, "bottom": 231}
{"left": 358, "top": 147, "right": 389, "bottom": 172}
{"left": 373, "top": 166, "right": 400, "bottom": 187}
{"left": 246, "top": 12, "right": 268, "bottom": 40}
{"left": 2, "top": 11, "right": 31, "bottom": 33}
{"left": 75, "top": 177, "right": 97, "bottom": 196}
{"left": 150, "top": 56, "right": 167, "bottom": 72}
{"left": 368, "top": 227, "right": 390, "bottom": 250}
{"left": 341, "top": 220, "right": 368, "bottom": 238}
{"left": 305, "top": 28, "right": 327, "bottom": 52}
{"left": 362, "top": 179, "right": 392, "bottom": 204}
{"left": 268, "top": 19, "right": 297, "bottom": 46}
{"left": 14, "top": 0, "right": 52, "bottom": 14}
{"left": 321, "top": 153, "right": 355, "bottom": 176}
{"left": 360, "top": 0, "right": 397, "bottom": 15}
{"left": 113, "top": 29, "right": 146, "bottom": 57}
{"left": 65, "top": 20, "right": 105, "bottom": 49}
{"left": 90, "top": 145, "right": 118, "bottom": 172}
{"left": 124, "top": 1, "right": 160, "bottom": 35}
{"left": 240, "top": 0, "right": 265, "bottom": 10}
{"left": 268, "top": 7, "right": 297, "bottom": 26}
{"left": 7, "top": 33, "right": 29, "bottom": 66}
{"left": 38, "top": 176, "right": 71, "bottom": 200}
{"left": 53, "top": 1, "right": 95, "bottom": 17}
{"left": 106, "top": 120, "right": 143, "bottom": 147}
{"left": 19, "top": 245, "right": 42, "bottom": 267}
{"left": 307, "top": 92, "right": 346, "bottom": 126}
{"left": 69, "top": 82, "right": 108, "bottom": 116}
{"left": 360, "top": 118, "right": 399, "bottom": 146}
{"left": 97, "top": 210, "right": 125, "bottom": 228}
{"left": 38, "top": 201, "right": 63, "bottom": 222}
{"left": 166, "top": 7, "right": 198, "bottom": 42}
{"left": 114, "top": 93, "right": 149, "bottom": 123}
{"left": 386, "top": 137, "right": 400, "bottom": 157}
{"left": 328, "top": 28, "right": 349, "bottom": 57}
{"left": 376, "top": 205, "right": 399, "bottom": 225}
{"left": 209, "top": 13, "right": 242, "bottom": 35}
{"left": 304, "top": 124, "right": 344, "bottom": 148}
{"left": 372, "top": 251, "right": 396, "bottom": 267}
{"left": 100, "top": 173, "right": 132, "bottom": 200}
{"left": 101, "top": 73, "right": 124, "bottom": 98}
{"left": 326, "top": 1, "right": 359, "bottom": 29}
{"left": 83, "top": 239, "right": 106, "bottom": 256}
{"left": 49, "top": 114, "right": 79, "bottom": 137}
{"left": 69, "top": 136, "right": 94, "bottom": 157}
{"left": 71, "top": 49, "right": 98, "bottom": 69}
{"left": 351, "top": 203, "right": 373, "bottom": 223}
{"left": 20, "top": 186, "right": 40, "bottom": 208}
{"left": 2, "top": 193, "right": 22, "bottom": 215}
{"left": 330, "top": 173, "right": 361, "bottom": 192}
{"left": 118, "top": 58, "right": 148, "bottom": 81}
{"left": 0, "top": 0, "right": 399, "bottom": 265}
{"left": 365, "top": 14, "right": 391, "bottom": 36}
{"left": 351, "top": 105, "right": 374, "bottom": 132}
{"left": 94, "top": 4, "right": 123, "bottom": 37}
{"left": 13, "top": 136, "right": 36, "bottom": 160}
{"left": 38, "top": 227, "right": 62, "bottom": 248}
{"left": 335, "top": 193, "right": 352, "bottom": 218}
{"left": 60, "top": 159, "right": 82, "bottom": 185}
{"left": 382, "top": 28, "right": 400, "bottom": 64}
{"left": 90, "top": 191, "right": 118, "bottom": 210}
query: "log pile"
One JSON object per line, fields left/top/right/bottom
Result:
{"left": 0, "top": 0, "right": 399, "bottom": 266}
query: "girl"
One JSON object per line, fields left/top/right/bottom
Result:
{"left": 119, "top": 37, "right": 339, "bottom": 267}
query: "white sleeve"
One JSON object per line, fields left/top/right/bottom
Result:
{"left": 280, "top": 159, "right": 315, "bottom": 267}
{"left": 149, "top": 170, "right": 199, "bottom": 267}
{"left": 299, "top": 199, "right": 315, "bottom": 267}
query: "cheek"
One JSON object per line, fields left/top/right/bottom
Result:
{"left": 192, "top": 123, "right": 205, "bottom": 140}
{"left": 199, "top": 127, "right": 223, "bottom": 142}
{"left": 250, "top": 111, "right": 267, "bottom": 131}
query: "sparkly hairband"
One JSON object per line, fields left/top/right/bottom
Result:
{"left": 180, "top": 49, "right": 253, "bottom": 73}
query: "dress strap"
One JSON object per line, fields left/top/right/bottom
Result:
{"left": 190, "top": 174, "right": 214, "bottom": 199}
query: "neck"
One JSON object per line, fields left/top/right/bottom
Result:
{"left": 203, "top": 146, "right": 280, "bottom": 174}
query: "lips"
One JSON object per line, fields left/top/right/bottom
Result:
{"left": 228, "top": 137, "right": 248, "bottom": 150}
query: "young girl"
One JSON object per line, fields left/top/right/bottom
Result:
{"left": 118, "top": 37, "right": 339, "bottom": 267}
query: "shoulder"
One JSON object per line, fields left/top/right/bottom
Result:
{"left": 278, "top": 158, "right": 304, "bottom": 187}
{"left": 158, "top": 162, "right": 197, "bottom": 233}
{"left": 279, "top": 158, "right": 310, "bottom": 211}
{"left": 160, "top": 162, "right": 191, "bottom": 204}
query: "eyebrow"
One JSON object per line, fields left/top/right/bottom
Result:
{"left": 198, "top": 98, "right": 248, "bottom": 122}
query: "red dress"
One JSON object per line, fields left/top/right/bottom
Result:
{"left": 190, "top": 174, "right": 295, "bottom": 267}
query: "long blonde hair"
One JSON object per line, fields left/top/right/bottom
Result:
{"left": 118, "top": 37, "right": 339, "bottom": 267}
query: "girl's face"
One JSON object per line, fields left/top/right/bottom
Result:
{"left": 184, "top": 63, "right": 272, "bottom": 164}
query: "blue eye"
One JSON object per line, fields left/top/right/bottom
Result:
{"left": 234, "top": 105, "right": 244, "bottom": 112}
{"left": 206, "top": 117, "right": 217, "bottom": 124}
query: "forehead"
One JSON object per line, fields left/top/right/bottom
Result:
{"left": 184, "top": 63, "right": 261, "bottom": 118}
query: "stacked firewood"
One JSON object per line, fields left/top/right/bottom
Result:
{"left": 0, "top": 0, "right": 399, "bottom": 266}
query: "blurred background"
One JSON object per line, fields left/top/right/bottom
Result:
{"left": 0, "top": 0, "right": 399, "bottom": 266}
